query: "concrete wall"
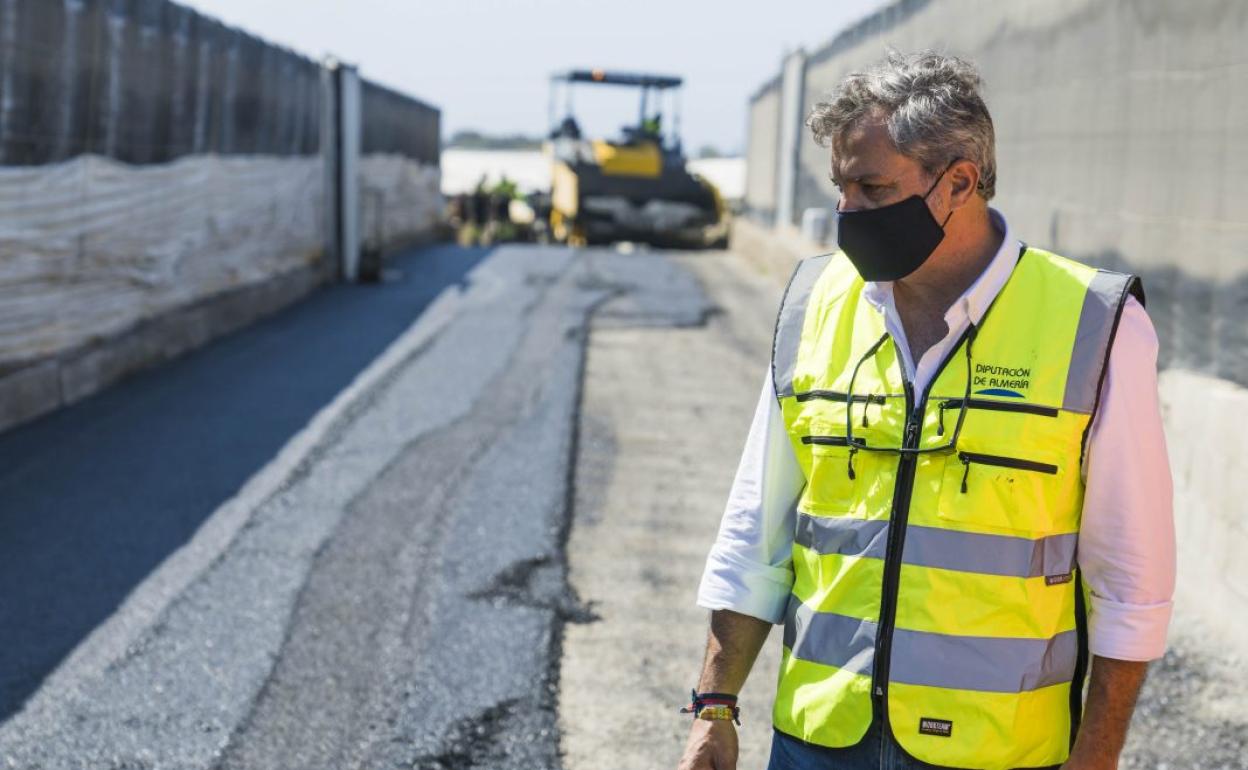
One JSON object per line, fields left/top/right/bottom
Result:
{"left": 0, "top": 0, "right": 442, "bottom": 432}
{"left": 739, "top": 0, "right": 1248, "bottom": 650}
{"left": 743, "top": 76, "right": 781, "bottom": 223}
{"left": 774, "top": 51, "right": 808, "bottom": 229}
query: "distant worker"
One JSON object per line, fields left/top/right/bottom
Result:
{"left": 677, "top": 52, "right": 1175, "bottom": 770}
{"left": 556, "top": 115, "right": 582, "bottom": 140}
{"left": 471, "top": 174, "right": 490, "bottom": 227}
{"left": 455, "top": 174, "right": 491, "bottom": 245}
{"left": 641, "top": 112, "right": 662, "bottom": 139}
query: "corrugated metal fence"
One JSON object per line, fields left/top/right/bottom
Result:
{"left": 0, "top": 0, "right": 322, "bottom": 165}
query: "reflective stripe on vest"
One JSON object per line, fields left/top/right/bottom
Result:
{"left": 769, "top": 246, "right": 1141, "bottom": 769}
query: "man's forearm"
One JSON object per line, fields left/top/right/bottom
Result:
{"left": 695, "top": 608, "right": 773, "bottom": 694}
{"left": 675, "top": 610, "right": 773, "bottom": 770}
{"left": 1065, "top": 655, "right": 1149, "bottom": 768}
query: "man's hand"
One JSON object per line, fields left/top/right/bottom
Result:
{"left": 677, "top": 719, "right": 738, "bottom": 770}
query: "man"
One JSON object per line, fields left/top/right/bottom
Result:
{"left": 676, "top": 52, "right": 1174, "bottom": 770}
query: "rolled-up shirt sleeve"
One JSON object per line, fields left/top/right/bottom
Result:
{"left": 696, "top": 365, "right": 803, "bottom": 624}
{"left": 1078, "top": 296, "right": 1176, "bottom": 661}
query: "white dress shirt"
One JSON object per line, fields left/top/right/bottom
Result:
{"left": 697, "top": 208, "right": 1176, "bottom": 662}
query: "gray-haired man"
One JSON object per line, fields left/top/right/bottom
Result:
{"left": 677, "top": 51, "right": 1174, "bottom": 770}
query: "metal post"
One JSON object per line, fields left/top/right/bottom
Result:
{"left": 775, "top": 48, "right": 807, "bottom": 230}
{"left": 321, "top": 58, "right": 362, "bottom": 283}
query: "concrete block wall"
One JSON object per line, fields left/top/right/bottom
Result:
{"left": 739, "top": 0, "right": 1248, "bottom": 650}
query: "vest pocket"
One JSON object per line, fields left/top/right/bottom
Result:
{"left": 936, "top": 450, "right": 1062, "bottom": 535}
{"left": 801, "top": 435, "right": 860, "bottom": 515}
{"left": 934, "top": 397, "right": 1058, "bottom": 437}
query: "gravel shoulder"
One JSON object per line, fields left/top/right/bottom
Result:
{"left": 560, "top": 249, "right": 787, "bottom": 770}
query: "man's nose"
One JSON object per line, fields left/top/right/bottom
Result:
{"left": 835, "top": 192, "right": 866, "bottom": 212}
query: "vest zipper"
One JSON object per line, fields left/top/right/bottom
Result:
{"left": 796, "top": 392, "right": 892, "bottom": 427}
{"left": 800, "top": 435, "right": 851, "bottom": 446}
{"left": 870, "top": 247, "right": 1026, "bottom": 721}
{"left": 801, "top": 434, "right": 858, "bottom": 479}
{"left": 871, "top": 379, "right": 917, "bottom": 704}
{"left": 935, "top": 398, "right": 1058, "bottom": 436}
{"left": 958, "top": 451, "right": 1058, "bottom": 492}
{"left": 794, "top": 391, "right": 891, "bottom": 404}
{"left": 870, "top": 327, "right": 972, "bottom": 719}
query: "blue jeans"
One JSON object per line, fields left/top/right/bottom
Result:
{"left": 766, "top": 719, "right": 940, "bottom": 770}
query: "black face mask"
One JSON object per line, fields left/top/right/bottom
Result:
{"left": 834, "top": 165, "right": 954, "bottom": 282}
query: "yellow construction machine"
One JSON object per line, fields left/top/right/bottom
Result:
{"left": 545, "top": 69, "right": 724, "bottom": 247}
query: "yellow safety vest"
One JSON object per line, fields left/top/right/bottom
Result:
{"left": 769, "top": 245, "right": 1142, "bottom": 769}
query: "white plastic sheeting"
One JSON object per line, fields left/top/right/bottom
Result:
{"left": 688, "top": 158, "right": 745, "bottom": 205}
{"left": 0, "top": 154, "right": 323, "bottom": 369}
{"left": 440, "top": 149, "right": 552, "bottom": 196}
{"left": 0, "top": 153, "right": 440, "bottom": 371}
{"left": 358, "top": 154, "right": 442, "bottom": 253}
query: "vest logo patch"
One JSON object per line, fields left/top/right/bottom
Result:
{"left": 918, "top": 717, "right": 953, "bottom": 737}
{"left": 1045, "top": 572, "right": 1074, "bottom": 586}
{"left": 973, "top": 363, "right": 1030, "bottom": 395}
{"left": 974, "top": 386, "right": 1025, "bottom": 398}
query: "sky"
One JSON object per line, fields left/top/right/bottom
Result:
{"left": 180, "top": 0, "right": 890, "bottom": 155}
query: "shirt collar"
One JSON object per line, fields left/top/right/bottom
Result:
{"left": 861, "top": 206, "right": 1017, "bottom": 328}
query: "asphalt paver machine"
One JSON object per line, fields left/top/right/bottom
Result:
{"left": 544, "top": 69, "right": 724, "bottom": 247}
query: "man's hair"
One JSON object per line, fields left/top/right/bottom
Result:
{"left": 807, "top": 50, "right": 997, "bottom": 200}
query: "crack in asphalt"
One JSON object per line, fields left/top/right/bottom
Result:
{"left": 466, "top": 556, "right": 601, "bottom": 625}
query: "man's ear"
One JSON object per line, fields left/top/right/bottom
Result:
{"left": 947, "top": 158, "right": 981, "bottom": 209}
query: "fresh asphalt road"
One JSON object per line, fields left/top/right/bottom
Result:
{"left": 0, "top": 241, "right": 714, "bottom": 769}
{"left": 0, "top": 245, "right": 490, "bottom": 720}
